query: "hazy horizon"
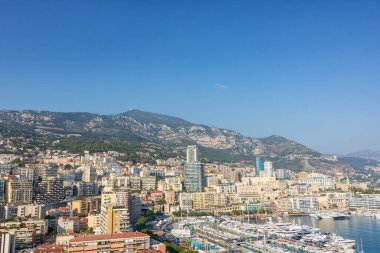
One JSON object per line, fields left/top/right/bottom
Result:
{"left": 1, "top": 1, "right": 379, "bottom": 154}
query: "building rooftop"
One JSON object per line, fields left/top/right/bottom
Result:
{"left": 70, "top": 232, "right": 149, "bottom": 243}
{"left": 136, "top": 251, "right": 162, "bottom": 253}
{"left": 34, "top": 244, "right": 67, "bottom": 253}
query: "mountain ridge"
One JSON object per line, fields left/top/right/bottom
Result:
{"left": 0, "top": 109, "right": 320, "bottom": 159}
{"left": 346, "top": 149, "right": 380, "bottom": 162}
{"left": 3, "top": 109, "right": 380, "bottom": 186}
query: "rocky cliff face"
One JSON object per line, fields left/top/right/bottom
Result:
{"left": 0, "top": 109, "right": 320, "bottom": 157}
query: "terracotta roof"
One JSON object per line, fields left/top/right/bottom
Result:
{"left": 34, "top": 244, "right": 67, "bottom": 253}
{"left": 70, "top": 232, "right": 149, "bottom": 243}
{"left": 136, "top": 250, "right": 161, "bottom": 253}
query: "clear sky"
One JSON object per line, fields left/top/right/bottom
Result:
{"left": 1, "top": 1, "right": 379, "bottom": 154}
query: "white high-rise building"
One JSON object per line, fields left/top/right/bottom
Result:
{"left": 0, "top": 231, "right": 16, "bottom": 253}
{"left": 186, "top": 145, "right": 198, "bottom": 164}
{"left": 82, "top": 166, "right": 97, "bottom": 182}
{"left": 289, "top": 197, "right": 318, "bottom": 212}
{"left": 264, "top": 161, "right": 274, "bottom": 177}
{"left": 19, "top": 168, "right": 35, "bottom": 185}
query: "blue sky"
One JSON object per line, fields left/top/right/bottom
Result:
{"left": 0, "top": 1, "right": 379, "bottom": 154}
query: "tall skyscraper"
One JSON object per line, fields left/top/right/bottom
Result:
{"left": 186, "top": 145, "right": 198, "bottom": 164}
{"left": 0, "top": 179, "right": 5, "bottom": 203}
{"left": 264, "top": 161, "right": 274, "bottom": 177}
{"left": 184, "top": 145, "right": 205, "bottom": 192}
{"left": 184, "top": 163, "right": 205, "bottom": 192}
{"left": 255, "top": 157, "right": 264, "bottom": 177}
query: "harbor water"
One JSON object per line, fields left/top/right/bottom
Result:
{"left": 285, "top": 215, "right": 380, "bottom": 253}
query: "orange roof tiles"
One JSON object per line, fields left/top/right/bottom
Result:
{"left": 34, "top": 244, "right": 67, "bottom": 253}
{"left": 70, "top": 232, "right": 149, "bottom": 243}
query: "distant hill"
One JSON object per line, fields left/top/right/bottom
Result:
{"left": 0, "top": 109, "right": 321, "bottom": 161}
{"left": 339, "top": 156, "right": 379, "bottom": 171}
{"left": 347, "top": 150, "right": 380, "bottom": 162}
{"left": 259, "top": 135, "right": 320, "bottom": 157}
{"left": 120, "top": 109, "right": 193, "bottom": 127}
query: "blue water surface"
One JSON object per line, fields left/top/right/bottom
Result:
{"left": 286, "top": 215, "right": 380, "bottom": 253}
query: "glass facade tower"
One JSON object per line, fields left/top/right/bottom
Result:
{"left": 184, "top": 145, "right": 205, "bottom": 192}
{"left": 255, "top": 156, "right": 264, "bottom": 177}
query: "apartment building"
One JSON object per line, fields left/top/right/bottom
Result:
{"left": 87, "top": 213, "right": 100, "bottom": 230}
{"left": 17, "top": 204, "right": 44, "bottom": 219}
{"left": 141, "top": 176, "right": 157, "bottom": 190}
{"left": 298, "top": 173, "right": 335, "bottom": 191}
{"left": 57, "top": 216, "right": 80, "bottom": 234}
{"left": 68, "top": 232, "right": 150, "bottom": 253}
{"left": 164, "top": 190, "right": 176, "bottom": 204}
{"left": 179, "top": 192, "right": 192, "bottom": 211}
{"left": 289, "top": 196, "right": 319, "bottom": 212}
{"left": 5, "top": 178, "right": 33, "bottom": 204}
{"left": 0, "top": 220, "right": 48, "bottom": 248}
{"left": 34, "top": 178, "right": 65, "bottom": 204}
{"left": 71, "top": 197, "right": 101, "bottom": 216}
{"left": 99, "top": 187, "right": 140, "bottom": 234}
{"left": 190, "top": 192, "right": 228, "bottom": 210}
{"left": 82, "top": 166, "right": 97, "bottom": 183}
{"left": 349, "top": 196, "right": 380, "bottom": 210}
{"left": 99, "top": 206, "right": 132, "bottom": 234}
{"left": 0, "top": 231, "right": 16, "bottom": 253}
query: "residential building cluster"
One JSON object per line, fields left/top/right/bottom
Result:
{"left": 0, "top": 145, "right": 370, "bottom": 253}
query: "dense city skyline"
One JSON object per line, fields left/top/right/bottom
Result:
{"left": 1, "top": 2, "right": 380, "bottom": 252}
{"left": 1, "top": 1, "right": 379, "bottom": 154}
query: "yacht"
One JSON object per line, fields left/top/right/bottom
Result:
{"left": 318, "top": 213, "right": 334, "bottom": 219}
{"left": 309, "top": 213, "right": 320, "bottom": 219}
{"left": 332, "top": 213, "right": 350, "bottom": 220}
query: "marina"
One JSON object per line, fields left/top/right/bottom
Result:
{"left": 287, "top": 215, "right": 380, "bottom": 253}
{"left": 165, "top": 216, "right": 360, "bottom": 253}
